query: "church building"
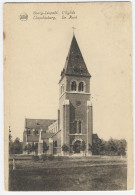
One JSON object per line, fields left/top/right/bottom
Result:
{"left": 23, "top": 34, "right": 93, "bottom": 156}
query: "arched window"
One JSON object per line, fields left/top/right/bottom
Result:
{"left": 78, "top": 120, "right": 82, "bottom": 134}
{"left": 71, "top": 81, "right": 77, "bottom": 91}
{"left": 78, "top": 82, "right": 84, "bottom": 91}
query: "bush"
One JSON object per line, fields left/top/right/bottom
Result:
{"left": 24, "top": 143, "right": 33, "bottom": 154}
{"left": 62, "top": 144, "right": 69, "bottom": 152}
{"left": 81, "top": 141, "right": 86, "bottom": 155}
{"left": 41, "top": 154, "right": 48, "bottom": 161}
{"left": 32, "top": 155, "right": 39, "bottom": 161}
{"left": 43, "top": 141, "right": 49, "bottom": 153}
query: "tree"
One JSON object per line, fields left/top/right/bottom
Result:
{"left": 117, "top": 139, "right": 127, "bottom": 156}
{"left": 90, "top": 134, "right": 106, "bottom": 155}
{"left": 9, "top": 140, "right": 14, "bottom": 154}
{"left": 24, "top": 143, "right": 32, "bottom": 154}
{"left": 62, "top": 144, "right": 69, "bottom": 155}
{"left": 107, "top": 138, "right": 118, "bottom": 155}
{"left": 92, "top": 136, "right": 103, "bottom": 155}
{"left": 43, "top": 141, "right": 49, "bottom": 153}
{"left": 91, "top": 135, "right": 127, "bottom": 156}
{"left": 9, "top": 126, "right": 14, "bottom": 154}
{"left": 13, "top": 138, "right": 23, "bottom": 154}
{"left": 81, "top": 141, "right": 86, "bottom": 156}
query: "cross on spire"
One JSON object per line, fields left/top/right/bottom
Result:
{"left": 72, "top": 26, "right": 76, "bottom": 35}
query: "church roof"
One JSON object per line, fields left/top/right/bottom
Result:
{"left": 25, "top": 118, "right": 56, "bottom": 131}
{"left": 41, "top": 131, "right": 55, "bottom": 139}
{"left": 60, "top": 35, "right": 91, "bottom": 80}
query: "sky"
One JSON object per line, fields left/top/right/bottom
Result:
{"left": 4, "top": 2, "right": 132, "bottom": 141}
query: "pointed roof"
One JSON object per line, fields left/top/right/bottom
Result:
{"left": 60, "top": 35, "right": 91, "bottom": 80}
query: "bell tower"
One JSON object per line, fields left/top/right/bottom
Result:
{"left": 59, "top": 34, "right": 93, "bottom": 155}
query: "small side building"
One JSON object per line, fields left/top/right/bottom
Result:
{"left": 23, "top": 118, "right": 61, "bottom": 155}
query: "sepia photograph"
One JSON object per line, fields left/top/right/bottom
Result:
{"left": 4, "top": 2, "right": 133, "bottom": 191}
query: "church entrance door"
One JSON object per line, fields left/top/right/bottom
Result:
{"left": 73, "top": 140, "right": 81, "bottom": 153}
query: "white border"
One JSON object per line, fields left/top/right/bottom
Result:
{"left": 0, "top": 0, "right": 135, "bottom": 194}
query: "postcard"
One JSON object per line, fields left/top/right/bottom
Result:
{"left": 4, "top": 2, "right": 133, "bottom": 191}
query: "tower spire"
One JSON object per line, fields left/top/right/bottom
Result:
{"left": 60, "top": 33, "right": 91, "bottom": 80}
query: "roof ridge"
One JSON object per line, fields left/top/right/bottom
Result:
{"left": 51, "top": 130, "right": 61, "bottom": 138}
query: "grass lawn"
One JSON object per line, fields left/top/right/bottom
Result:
{"left": 9, "top": 156, "right": 127, "bottom": 191}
